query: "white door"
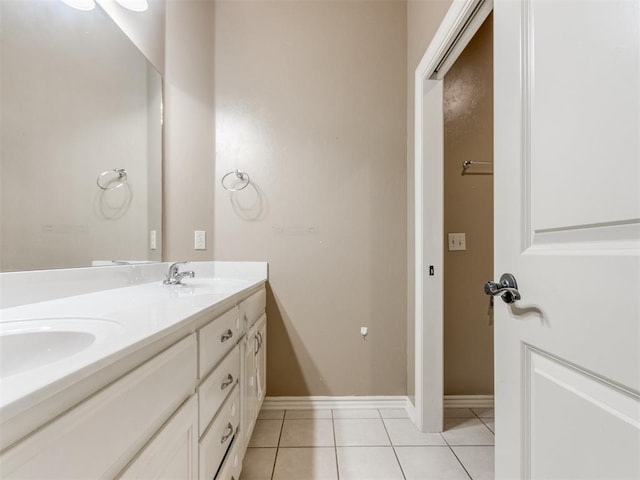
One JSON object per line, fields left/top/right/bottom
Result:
{"left": 493, "top": 0, "right": 640, "bottom": 478}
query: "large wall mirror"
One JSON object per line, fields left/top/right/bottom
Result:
{"left": 0, "top": 0, "right": 163, "bottom": 272}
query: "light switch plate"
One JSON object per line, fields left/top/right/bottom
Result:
{"left": 448, "top": 232, "right": 466, "bottom": 251}
{"left": 194, "top": 230, "right": 206, "bottom": 250}
{"left": 150, "top": 230, "right": 157, "bottom": 250}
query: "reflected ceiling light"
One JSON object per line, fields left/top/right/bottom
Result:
{"left": 61, "top": 0, "right": 96, "bottom": 10}
{"left": 115, "top": 0, "right": 149, "bottom": 12}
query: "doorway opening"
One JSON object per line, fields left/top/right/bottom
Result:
{"left": 442, "top": 12, "right": 494, "bottom": 412}
{"left": 413, "top": 0, "right": 493, "bottom": 432}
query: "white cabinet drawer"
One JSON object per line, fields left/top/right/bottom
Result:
{"left": 198, "top": 345, "right": 240, "bottom": 437}
{"left": 239, "top": 288, "right": 266, "bottom": 329}
{"left": 215, "top": 435, "right": 242, "bottom": 480}
{"left": 199, "top": 307, "right": 241, "bottom": 378}
{"left": 118, "top": 395, "right": 198, "bottom": 480}
{"left": 199, "top": 386, "right": 240, "bottom": 480}
{"left": 1, "top": 335, "right": 197, "bottom": 479}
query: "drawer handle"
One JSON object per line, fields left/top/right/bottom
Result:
{"left": 221, "top": 329, "right": 233, "bottom": 342}
{"left": 220, "top": 423, "right": 234, "bottom": 444}
{"left": 221, "top": 374, "right": 234, "bottom": 390}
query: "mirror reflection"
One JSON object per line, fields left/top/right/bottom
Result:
{"left": 0, "top": 0, "right": 162, "bottom": 272}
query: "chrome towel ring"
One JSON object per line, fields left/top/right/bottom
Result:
{"left": 97, "top": 168, "right": 128, "bottom": 190}
{"left": 221, "top": 170, "right": 250, "bottom": 192}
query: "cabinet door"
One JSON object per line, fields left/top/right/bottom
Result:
{"left": 118, "top": 395, "right": 198, "bottom": 480}
{"left": 240, "top": 329, "right": 256, "bottom": 451}
{"left": 255, "top": 315, "right": 267, "bottom": 407}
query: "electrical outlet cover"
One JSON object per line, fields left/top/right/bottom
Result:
{"left": 194, "top": 230, "right": 206, "bottom": 250}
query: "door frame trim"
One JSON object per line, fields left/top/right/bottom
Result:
{"left": 413, "top": 0, "right": 493, "bottom": 432}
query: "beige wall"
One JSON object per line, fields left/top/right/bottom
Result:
{"left": 163, "top": 0, "right": 216, "bottom": 262}
{"left": 98, "top": 0, "right": 217, "bottom": 263}
{"left": 443, "top": 14, "right": 493, "bottom": 395}
{"left": 406, "top": 0, "right": 453, "bottom": 402}
{"left": 212, "top": 0, "right": 407, "bottom": 396}
{"left": 35, "top": 0, "right": 490, "bottom": 397}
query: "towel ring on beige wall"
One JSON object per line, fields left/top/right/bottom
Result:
{"left": 221, "top": 169, "right": 250, "bottom": 192}
{"left": 97, "top": 168, "right": 128, "bottom": 190}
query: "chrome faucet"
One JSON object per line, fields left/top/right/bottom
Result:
{"left": 163, "top": 261, "right": 195, "bottom": 285}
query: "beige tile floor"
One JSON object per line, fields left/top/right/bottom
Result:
{"left": 239, "top": 407, "right": 494, "bottom": 480}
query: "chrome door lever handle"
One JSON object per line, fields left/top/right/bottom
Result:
{"left": 484, "top": 273, "right": 521, "bottom": 304}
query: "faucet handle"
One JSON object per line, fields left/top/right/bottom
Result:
{"left": 168, "top": 261, "right": 188, "bottom": 273}
{"left": 169, "top": 260, "right": 188, "bottom": 267}
{"left": 164, "top": 261, "right": 190, "bottom": 285}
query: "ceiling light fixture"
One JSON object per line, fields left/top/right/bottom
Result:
{"left": 61, "top": 0, "right": 96, "bottom": 10}
{"left": 115, "top": 0, "right": 149, "bottom": 12}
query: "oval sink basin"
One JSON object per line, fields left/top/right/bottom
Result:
{"left": 0, "top": 317, "right": 124, "bottom": 379}
{"left": 0, "top": 331, "right": 95, "bottom": 378}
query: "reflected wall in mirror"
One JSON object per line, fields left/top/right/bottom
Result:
{"left": 0, "top": 0, "right": 162, "bottom": 272}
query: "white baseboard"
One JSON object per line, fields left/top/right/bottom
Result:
{"left": 261, "top": 395, "right": 492, "bottom": 416}
{"left": 404, "top": 397, "right": 416, "bottom": 423}
{"left": 444, "top": 395, "right": 494, "bottom": 408}
{"left": 262, "top": 396, "right": 410, "bottom": 411}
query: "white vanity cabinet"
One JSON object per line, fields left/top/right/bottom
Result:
{"left": 197, "top": 305, "right": 243, "bottom": 480}
{"left": 216, "top": 289, "right": 267, "bottom": 478}
{"left": 0, "top": 284, "right": 267, "bottom": 480}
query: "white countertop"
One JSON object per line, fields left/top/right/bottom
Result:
{"left": 0, "top": 262, "right": 267, "bottom": 451}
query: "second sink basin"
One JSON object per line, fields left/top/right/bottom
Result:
{"left": 0, "top": 318, "right": 124, "bottom": 379}
{"left": 1, "top": 331, "right": 95, "bottom": 378}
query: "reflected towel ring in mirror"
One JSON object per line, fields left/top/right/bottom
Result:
{"left": 221, "top": 170, "right": 250, "bottom": 192}
{"left": 97, "top": 168, "right": 128, "bottom": 190}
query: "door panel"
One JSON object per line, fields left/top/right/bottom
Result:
{"left": 529, "top": 1, "right": 640, "bottom": 232}
{"left": 494, "top": 0, "right": 640, "bottom": 478}
{"left": 526, "top": 348, "right": 640, "bottom": 479}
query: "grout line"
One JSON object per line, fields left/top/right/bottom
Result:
{"left": 332, "top": 409, "right": 340, "bottom": 479}
{"left": 269, "top": 415, "right": 285, "bottom": 480}
{"left": 449, "top": 446, "right": 474, "bottom": 480}
{"left": 440, "top": 430, "right": 473, "bottom": 480}
{"left": 379, "top": 410, "right": 407, "bottom": 480}
{"left": 479, "top": 417, "right": 495, "bottom": 434}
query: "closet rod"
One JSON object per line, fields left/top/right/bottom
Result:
{"left": 462, "top": 160, "right": 493, "bottom": 171}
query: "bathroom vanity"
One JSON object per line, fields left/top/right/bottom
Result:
{"left": 0, "top": 262, "right": 267, "bottom": 480}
